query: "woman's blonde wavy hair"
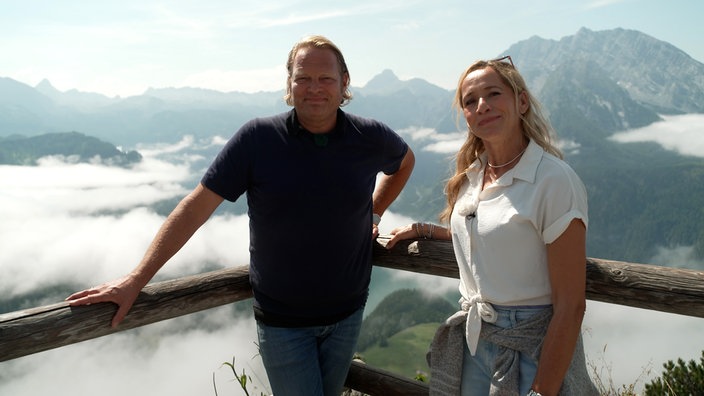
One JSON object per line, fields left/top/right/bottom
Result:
{"left": 439, "top": 58, "right": 562, "bottom": 224}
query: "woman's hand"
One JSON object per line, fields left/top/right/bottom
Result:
{"left": 386, "top": 223, "right": 451, "bottom": 249}
{"left": 385, "top": 224, "right": 417, "bottom": 249}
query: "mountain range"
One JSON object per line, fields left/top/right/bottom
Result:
{"left": 2, "top": 27, "right": 704, "bottom": 265}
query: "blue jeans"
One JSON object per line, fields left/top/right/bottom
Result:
{"left": 256, "top": 306, "right": 364, "bottom": 396}
{"left": 460, "top": 305, "right": 547, "bottom": 396}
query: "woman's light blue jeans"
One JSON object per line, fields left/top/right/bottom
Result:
{"left": 256, "top": 306, "right": 364, "bottom": 396}
{"left": 460, "top": 305, "right": 548, "bottom": 395}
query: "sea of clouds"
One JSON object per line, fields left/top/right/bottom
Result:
{"left": 2, "top": 114, "right": 704, "bottom": 394}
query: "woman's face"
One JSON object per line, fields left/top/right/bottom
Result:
{"left": 460, "top": 66, "right": 528, "bottom": 143}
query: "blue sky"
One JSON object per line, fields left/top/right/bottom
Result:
{"left": 0, "top": 0, "right": 704, "bottom": 96}
{"left": 1, "top": 0, "right": 702, "bottom": 97}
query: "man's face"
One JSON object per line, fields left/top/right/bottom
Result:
{"left": 289, "top": 46, "right": 348, "bottom": 131}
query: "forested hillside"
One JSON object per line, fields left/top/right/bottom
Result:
{"left": 356, "top": 289, "right": 457, "bottom": 378}
{"left": 0, "top": 132, "right": 142, "bottom": 166}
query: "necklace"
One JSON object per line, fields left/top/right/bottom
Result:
{"left": 487, "top": 146, "right": 527, "bottom": 168}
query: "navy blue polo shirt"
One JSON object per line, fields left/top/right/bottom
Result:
{"left": 202, "top": 109, "right": 408, "bottom": 326}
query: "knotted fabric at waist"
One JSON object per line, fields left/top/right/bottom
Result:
{"left": 445, "top": 295, "right": 497, "bottom": 355}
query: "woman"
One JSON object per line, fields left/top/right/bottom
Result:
{"left": 386, "top": 57, "right": 598, "bottom": 395}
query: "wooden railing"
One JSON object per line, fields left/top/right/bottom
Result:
{"left": 2, "top": 237, "right": 704, "bottom": 394}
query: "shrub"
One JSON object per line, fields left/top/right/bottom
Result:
{"left": 644, "top": 351, "right": 704, "bottom": 395}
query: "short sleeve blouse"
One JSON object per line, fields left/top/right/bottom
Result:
{"left": 450, "top": 139, "right": 588, "bottom": 306}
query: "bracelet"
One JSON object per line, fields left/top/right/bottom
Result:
{"left": 527, "top": 390, "right": 543, "bottom": 396}
{"left": 413, "top": 223, "right": 436, "bottom": 239}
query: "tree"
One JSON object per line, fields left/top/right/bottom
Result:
{"left": 644, "top": 351, "right": 704, "bottom": 395}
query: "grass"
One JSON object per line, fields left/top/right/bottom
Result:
{"left": 356, "top": 322, "right": 438, "bottom": 379}
{"left": 587, "top": 344, "right": 651, "bottom": 395}
{"left": 217, "top": 324, "right": 649, "bottom": 395}
{"left": 359, "top": 324, "right": 647, "bottom": 395}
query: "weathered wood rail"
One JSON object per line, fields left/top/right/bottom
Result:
{"left": 2, "top": 236, "right": 704, "bottom": 394}
{"left": 371, "top": 237, "right": 704, "bottom": 318}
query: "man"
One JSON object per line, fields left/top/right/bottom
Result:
{"left": 67, "top": 35, "right": 415, "bottom": 396}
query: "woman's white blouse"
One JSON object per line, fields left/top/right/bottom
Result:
{"left": 450, "top": 139, "right": 588, "bottom": 354}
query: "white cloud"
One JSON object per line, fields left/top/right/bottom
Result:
{"left": 424, "top": 139, "right": 465, "bottom": 154}
{"left": 0, "top": 307, "right": 269, "bottom": 396}
{"left": 583, "top": 301, "right": 704, "bottom": 393}
{"left": 0, "top": 204, "right": 250, "bottom": 296}
{"left": 1, "top": 207, "right": 158, "bottom": 295}
{"left": 162, "top": 213, "right": 251, "bottom": 278}
{"left": 583, "top": 0, "right": 630, "bottom": 11}
{"left": 557, "top": 138, "right": 582, "bottom": 156}
{"left": 181, "top": 66, "right": 287, "bottom": 93}
{"left": 396, "top": 126, "right": 465, "bottom": 154}
{"left": 398, "top": 126, "right": 439, "bottom": 141}
{"left": 610, "top": 114, "right": 704, "bottom": 158}
{"left": 0, "top": 136, "right": 264, "bottom": 396}
{"left": 401, "top": 114, "right": 704, "bottom": 157}
{"left": 0, "top": 151, "right": 191, "bottom": 217}
{"left": 649, "top": 244, "right": 704, "bottom": 271}
{"left": 0, "top": 137, "right": 249, "bottom": 296}
{"left": 2, "top": 133, "right": 704, "bottom": 394}
{"left": 375, "top": 210, "right": 415, "bottom": 235}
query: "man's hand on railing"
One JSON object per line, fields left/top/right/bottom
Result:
{"left": 65, "top": 275, "right": 143, "bottom": 328}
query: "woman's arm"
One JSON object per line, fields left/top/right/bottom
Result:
{"left": 530, "top": 218, "right": 587, "bottom": 395}
{"left": 385, "top": 222, "right": 451, "bottom": 249}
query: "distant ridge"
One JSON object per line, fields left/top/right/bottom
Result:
{"left": 507, "top": 27, "right": 704, "bottom": 114}
{"left": 0, "top": 27, "right": 701, "bottom": 144}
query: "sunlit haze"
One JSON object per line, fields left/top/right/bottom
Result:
{"left": 1, "top": 0, "right": 702, "bottom": 97}
{"left": 2, "top": 1, "right": 704, "bottom": 394}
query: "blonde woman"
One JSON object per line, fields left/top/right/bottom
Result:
{"left": 387, "top": 57, "right": 597, "bottom": 396}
